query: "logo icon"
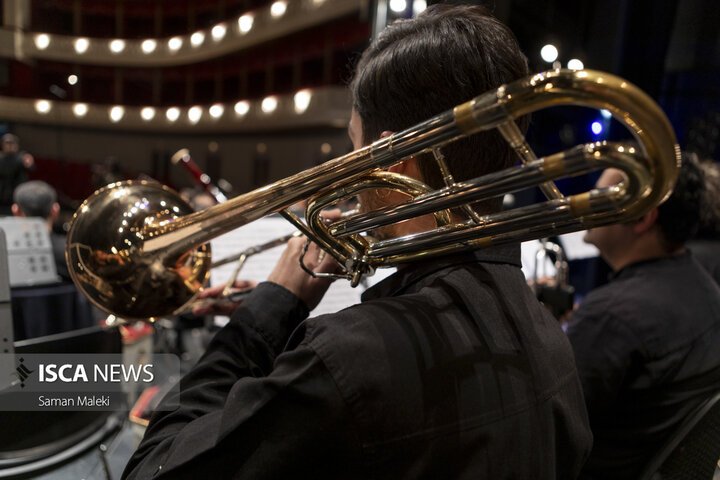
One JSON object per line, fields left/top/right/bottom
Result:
{"left": 12, "top": 358, "right": 33, "bottom": 388}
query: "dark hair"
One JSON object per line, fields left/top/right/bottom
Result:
{"left": 350, "top": 4, "right": 529, "bottom": 211}
{"left": 13, "top": 180, "right": 57, "bottom": 218}
{"left": 695, "top": 157, "right": 720, "bottom": 239}
{"left": 656, "top": 153, "right": 705, "bottom": 249}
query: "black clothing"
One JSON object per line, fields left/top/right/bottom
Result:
{"left": 567, "top": 251, "right": 720, "bottom": 479}
{"left": 125, "top": 246, "right": 592, "bottom": 479}
{"left": 50, "top": 231, "right": 71, "bottom": 281}
{"left": 688, "top": 239, "right": 720, "bottom": 285}
{"left": 0, "top": 151, "right": 29, "bottom": 213}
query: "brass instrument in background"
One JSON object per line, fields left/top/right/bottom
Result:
{"left": 66, "top": 69, "right": 680, "bottom": 322}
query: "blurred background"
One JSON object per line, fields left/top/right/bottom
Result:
{"left": 0, "top": 0, "right": 716, "bottom": 210}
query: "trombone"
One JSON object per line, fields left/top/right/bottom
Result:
{"left": 66, "top": 69, "right": 680, "bottom": 322}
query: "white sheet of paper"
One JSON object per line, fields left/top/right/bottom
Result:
{"left": 210, "top": 216, "right": 394, "bottom": 324}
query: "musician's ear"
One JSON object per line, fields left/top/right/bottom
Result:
{"left": 376, "top": 130, "right": 421, "bottom": 179}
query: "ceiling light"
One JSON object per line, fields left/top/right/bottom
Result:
{"left": 211, "top": 24, "right": 227, "bottom": 41}
{"left": 270, "top": 1, "right": 287, "bottom": 17}
{"left": 168, "top": 36, "right": 183, "bottom": 51}
{"left": 141, "top": 107, "right": 156, "bottom": 121}
{"left": 238, "top": 15, "right": 254, "bottom": 33}
{"left": 109, "top": 106, "right": 124, "bottom": 122}
{"left": 166, "top": 107, "right": 180, "bottom": 122}
{"left": 261, "top": 96, "right": 278, "bottom": 113}
{"left": 188, "top": 106, "right": 202, "bottom": 123}
{"left": 389, "top": 0, "right": 407, "bottom": 13}
{"left": 73, "top": 103, "right": 88, "bottom": 117}
{"left": 67, "top": 74, "right": 78, "bottom": 85}
{"left": 141, "top": 39, "right": 157, "bottom": 54}
{"left": 540, "top": 44, "right": 559, "bottom": 63}
{"left": 34, "top": 100, "right": 52, "bottom": 114}
{"left": 74, "top": 38, "right": 89, "bottom": 54}
{"left": 294, "top": 89, "right": 311, "bottom": 114}
{"left": 209, "top": 104, "right": 224, "bottom": 118}
{"left": 109, "top": 39, "right": 125, "bottom": 53}
{"left": 234, "top": 100, "right": 249, "bottom": 116}
{"left": 567, "top": 58, "right": 584, "bottom": 70}
{"left": 412, "top": 0, "right": 427, "bottom": 14}
{"left": 191, "top": 31, "right": 205, "bottom": 47}
{"left": 34, "top": 34, "right": 50, "bottom": 50}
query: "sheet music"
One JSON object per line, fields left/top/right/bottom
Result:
{"left": 210, "top": 216, "right": 394, "bottom": 324}
{"left": 557, "top": 231, "right": 600, "bottom": 260}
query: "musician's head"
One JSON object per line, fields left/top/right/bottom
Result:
{"left": 12, "top": 180, "right": 60, "bottom": 229}
{"left": 1, "top": 133, "right": 19, "bottom": 153}
{"left": 349, "top": 4, "right": 529, "bottom": 214}
{"left": 584, "top": 154, "right": 704, "bottom": 270}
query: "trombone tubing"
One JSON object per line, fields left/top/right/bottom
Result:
{"left": 141, "top": 69, "right": 676, "bottom": 263}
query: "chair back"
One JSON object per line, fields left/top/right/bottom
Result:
{"left": 640, "top": 390, "right": 720, "bottom": 480}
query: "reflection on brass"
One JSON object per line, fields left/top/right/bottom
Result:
{"left": 67, "top": 69, "right": 680, "bottom": 322}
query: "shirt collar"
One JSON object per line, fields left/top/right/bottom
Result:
{"left": 361, "top": 243, "right": 522, "bottom": 301}
{"left": 611, "top": 249, "right": 691, "bottom": 281}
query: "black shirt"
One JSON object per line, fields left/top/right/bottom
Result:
{"left": 567, "top": 251, "right": 720, "bottom": 479}
{"left": 0, "top": 151, "right": 29, "bottom": 212}
{"left": 124, "top": 245, "right": 592, "bottom": 479}
{"left": 688, "top": 239, "right": 720, "bottom": 285}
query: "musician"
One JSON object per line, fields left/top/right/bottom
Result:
{"left": 687, "top": 156, "right": 720, "bottom": 284}
{"left": 566, "top": 156, "right": 720, "bottom": 479}
{"left": 124, "top": 5, "right": 591, "bottom": 479}
{"left": 12, "top": 180, "right": 70, "bottom": 281}
{"left": 0, "top": 133, "right": 34, "bottom": 215}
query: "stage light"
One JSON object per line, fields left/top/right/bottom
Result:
{"left": 261, "top": 96, "right": 278, "bottom": 113}
{"left": 540, "top": 44, "right": 558, "bottom": 63}
{"left": 238, "top": 15, "right": 254, "bottom": 33}
{"left": 74, "top": 38, "right": 89, "bottom": 54}
{"left": 141, "top": 107, "right": 156, "bottom": 121}
{"left": 166, "top": 107, "right": 180, "bottom": 122}
{"left": 188, "top": 106, "right": 203, "bottom": 124}
{"left": 413, "top": 0, "right": 427, "bottom": 14}
{"left": 168, "top": 37, "right": 183, "bottom": 51}
{"left": 234, "top": 100, "right": 250, "bottom": 116}
{"left": 67, "top": 74, "right": 78, "bottom": 86}
{"left": 591, "top": 121, "right": 603, "bottom": 135}
{"left": 191, "top": 31, "right": 205, "bottom": 47}
{"left": 294, "top": 89, "right": 311, "bottom": 114}
{"left": 109, "top": 106, "right": 124, "bottom": 122}
{"left": 209, "top": 104, "right": 224, "bottom": 118}
{"left": 271, "top": 1, "right": 287, "bottom": 17}
{"left": 34, "top": 100, "right": 52, "bottom": 114}
{"left": 35, "top": 34, "right": 50, "bottom": 50}
{"left": 390, "top": 0, "right": 407, "bottom": 13}
{"left": 73, "top": 103, "right": 88, "bottom": 117}
{"left": 109, "top": 39, "right": 125, "bottom": 53}
{"left": 567, "top": 58, "right": 584, "bottom": 70}
{"left": 141, "top": 39, "right": 157, "bottom": 54}
{"left": 212, "top": 24, "right": 227, "bottom": 41}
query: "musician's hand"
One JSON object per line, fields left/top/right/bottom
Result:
{"left": 268, "top": 209, "right": 342, "bottom": 311}
{"left": 191, "top": 280, "right": 257, "bottom": 316}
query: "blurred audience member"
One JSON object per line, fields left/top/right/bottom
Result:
{"left": 566, "top": 156, "right": 720, "bottom": 479}
{"left": 0, "top": 133, "right": 34, "bottom": 215}
{"left": 687, "top": 155, "right": 720, "bottom": 284}
{"left": 12, "top": 180, "right": 69, "bottom": 281}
